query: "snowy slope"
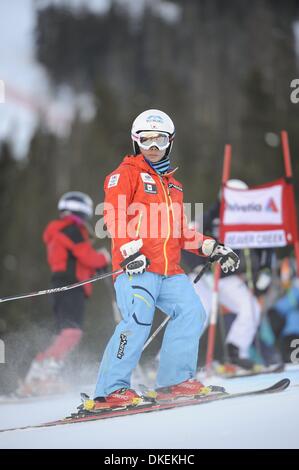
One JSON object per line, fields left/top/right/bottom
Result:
{"left": 0, "top": 364, "right": 298, "bottom": 449}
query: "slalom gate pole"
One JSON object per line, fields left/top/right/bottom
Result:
{"left": 205, "top": 144, "right": 232, "bottom": 374}
{"left": 281, "top": 130, "right": 299, "bottom": 277}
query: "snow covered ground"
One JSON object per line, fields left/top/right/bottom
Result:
{"left": 0, "top": 364, "right": 298, "bottom": 449}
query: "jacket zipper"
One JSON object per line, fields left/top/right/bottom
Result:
{"left": 158, "top": 176, "right": 172, "bottom": 276}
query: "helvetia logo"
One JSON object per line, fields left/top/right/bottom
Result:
{"left": 226, "top": 202, "right": 262, "bottom": 212}
{"left": 265, "top": 198, "right": 279, "bottom": 212}
{"left": 226, "top": 198, "right": 279, "bottom": 214}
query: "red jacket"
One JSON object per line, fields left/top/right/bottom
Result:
{"left": 104, "top": 154, "right": 211, "bottom": 277}
{"left": 43, "top": 216, "right": 108, "bottom": 296}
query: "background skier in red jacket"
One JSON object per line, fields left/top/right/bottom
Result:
{"left": 18, "top": 191, "right": 110, "bottom": 397}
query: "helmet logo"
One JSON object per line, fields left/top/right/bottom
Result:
{"left": 146, "top": 115, "right": 164, "bottom": 129}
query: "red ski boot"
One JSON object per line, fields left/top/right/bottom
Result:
{"left": 82, "top": 388, "right": 145, "bottom": 412}
{"left": 155, "top": 379, "right": 211, "bottom": 401}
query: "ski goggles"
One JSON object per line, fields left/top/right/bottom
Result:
{"left": 134, "top": 131, "right": 171, "bottom": 150}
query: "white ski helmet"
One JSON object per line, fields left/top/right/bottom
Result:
{"left": 219, "top": 179, "right": 248, "bottom": 200}
{"left": 131, "top": 109, "right": 175, "bottom": 156}
{"left": 58, "top": 191, "right": 94, "bottom": 220}
{"left": 226, "top": 179, "right": 248, "bottom": 190}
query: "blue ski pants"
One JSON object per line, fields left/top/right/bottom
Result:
{"left": 94, "top": 272, "right": 207, "bottom": 397}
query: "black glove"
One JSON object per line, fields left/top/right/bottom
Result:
{"left": 120, "top": 239, "right": 150, "bottom": 276}
{"left": 202, "top": 239, "right": 240, "bottom": 274}
{"left": 120, "top": 252, "right": 150, "bottom": 275}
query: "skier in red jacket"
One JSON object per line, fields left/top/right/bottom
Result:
{"left": 18, "top": 192, "right": 110, "bottom": 397}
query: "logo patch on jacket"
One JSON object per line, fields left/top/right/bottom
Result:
{"left": 108, "top": 174, "right": 120, "bottom": 188}
{"left": 144, "top": 182, "right": 157, "bottom": 194}
{"left": 168, "top": 182, "right": 183, "bottom": 192}
{"left": 117, "top": 333, "right": 128, "bottom": 359}
{"left": 141, "top": 172, "right": 155, "bottom": 184}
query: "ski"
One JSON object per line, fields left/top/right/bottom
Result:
{"left": 0, "top": 378, "right": 290, "bottom": 433}
{"left": 215, "top": 363, "right": 285, "bottom": 379}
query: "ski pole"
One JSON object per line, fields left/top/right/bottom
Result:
{"left": 142, "top": 315, "right": 170, "bottom": 352}
{"left": 193, "top": 261, "right": 213, "bottom": 284}
{"left": 0, "top": 268, "right": 123, "bottom": 304}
